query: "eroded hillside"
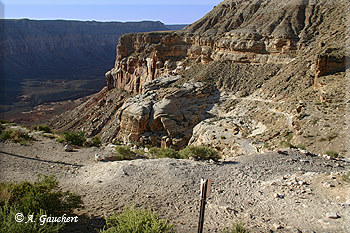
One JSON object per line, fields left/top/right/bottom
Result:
{"left": 52, "top": 0, "right": 350, "bottom": 157}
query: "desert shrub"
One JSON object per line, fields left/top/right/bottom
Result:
{"left": 179, "top": 145, "right": 220, "bottom": 161}
{"left": 63, "top": 131, "right": 86, "bottom": 147}
{"left": 87, "top": 136, "right": 102, "bottom": 147}
{"left": 57, "top": 136, "right": 65, "bottom": 143}
{"left": 148, "top": 147, "right": 180, "bottom": 159}
{"left": 34, "top": 125, "right": 52, "bottom": 133}
{"left": 0, "top": 131, "right": 10, "bottom": 141}
{"left": 295, "top": 144, "right": 306, "bottom": 150}
{"left": 0, "top": 129, "right": 34, "bottom": 144}
{"left": 0, "top": 120, "right": 12, "bottom": 124}
{"left": 115, "top": 146, "right": 137, "bottom": 160}
{"left": 0, "top": 175, "right": 82, "bottom": 233}
{"left": 342, "top": 171, "right": 350, "bottom": 183}
{"left": 100, "top": 206, "right": 175, "bottom": 233}
{"left": 325, "top": 150, "right": 339, "bottom": 158}
{"left": 0, "top": 175, "right": 82, "bottom": 215}
{"left": 0, "top": 206, "right": 64, "bottom": 233}
{"left": 222, "top": 222, "right": 249, "bottom": 233}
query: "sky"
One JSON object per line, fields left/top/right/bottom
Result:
{"left": 1, "top": 0, "right": 223, "bottom": 24}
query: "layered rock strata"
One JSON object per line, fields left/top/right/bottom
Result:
{"left": 53, "top": 0, "right": 349, "bottom": 156}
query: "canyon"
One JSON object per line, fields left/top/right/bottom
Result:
{"left": 1, "top": 0, "right": 350, "bottom": 232}
{"left": 1, "top": 19, "right": 185, "bottom": 110}
{"left": 53, "top": 0, "right": 349, "bottom": 157}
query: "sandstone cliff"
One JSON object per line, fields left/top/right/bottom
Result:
{"left": 53, "top": 0, "right": 350, "bottom": 157}
{"left": 1, "top": 19, "right": 171, "bottom": 107}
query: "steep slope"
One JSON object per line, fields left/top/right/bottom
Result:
{"left": 52, "top": 0, "right": 349, "bottom": 157}
{"left": 0, "top": 19, "right": 171, "bottom": 108}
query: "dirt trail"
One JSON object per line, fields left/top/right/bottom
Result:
{"left": 1, "top": 136, "right": 350, "bottom": 232}
{"left": 268, "top": 108, "right": 293, "bottom": 128}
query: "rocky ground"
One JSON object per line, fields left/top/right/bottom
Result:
{"left": 1, "top": 133, "right": 349, "bottom": 232}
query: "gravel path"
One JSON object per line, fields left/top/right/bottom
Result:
{"left": 1, "top": 136, "right": 350, "bottom": 232}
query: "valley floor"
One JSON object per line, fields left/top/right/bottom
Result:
{"left": 1, "top": 136, "right": 350, "bottom": 232}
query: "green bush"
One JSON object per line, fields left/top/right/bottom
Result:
{"left": 342, "top": 171, "right": 350, "bottom": 183}
{"left": 63, "top": 131, "right": 86, "bottom": 147}
{"left": 34, "top": 125, "right": 52, "bottom": 133}
{"left": 148, "top": 147, "right": 180, "bottom": 159}
{"left": 0, "top": 175, "right": 82, "bottom": 215}
{"left": 115, "top": 146, "right": 137, "bottom": 160}
{"left": 0, "top": 120, "right": 12, "bottom": 124}
{"left": 0, "top": 129, "right": 34, "bottom": 144}
{"left": 295, "top": 144, "right": 306, "bottom": 150}
{"left": 87, "top": 136, "right": 102, "bottom": 147}
{"left": 222, "top": 222, "right": 249, "bottom": 233}
{"left": 325, "top": 150, "right": 339, "bottom": 158}
{"left": 0, "top": 175, "right": 82, "bottom": 233}
{"left": 179, "top": 145, "right": 220, "bottom": 161}
{"left": 0, "top": 131, "right": 10, "bottom": 141}
{"left": 0, "top": 205, "right": 64, "bottom": 233}
{"left": 279, "top": 140, "right": 293, "bottom": 148}
{"left": 99, "top": 206, "right": 175, "bottom": 233}
{"left": 57, "top": 136, "right": 65, "bottom": 143}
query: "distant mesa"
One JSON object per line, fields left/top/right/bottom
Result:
{"left": 0, "top": 19, "right": 186, "bottom": 110}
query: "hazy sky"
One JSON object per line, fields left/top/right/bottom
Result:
{"left": 1, "top": 0, "right": 223, "bottom": 24}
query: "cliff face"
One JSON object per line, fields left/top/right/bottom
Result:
{"left": 106, "top": 0, "right": 317, "bottom": 94}
{"left": 3, "top": 20, "right": 170, "bottom": 55}
{"left": 1, "top": 19, "right": 171, "bottom": 106}
{"left": 53, "top": 0, "right": 349, "bottom": 156}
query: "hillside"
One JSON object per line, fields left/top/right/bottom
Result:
{"left": 52, "top": 0, "right": 349, "bottom": 157}
{"left": 0, "top": 130, "right": 349, "bottom": 232}
{"left": 1, "top": 0, "right": 350, "bottom": 232}
{"left": 0, "top": 19, "right": 173, "bottom": 111}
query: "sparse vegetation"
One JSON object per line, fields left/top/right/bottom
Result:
{"left": 99, "top": 206, "right": 175, "bottom": 233}
{"left": 57, "top": 136, "right": 65, "bottom": 143}
{"left": 263, "top": 142, "right": 271, "bottom": 149}
{"left": 222, "top": 222, "right": 249, "bottom": 233}
{"left": 0, "top": 207, "right": 64, "bottom": 233}
{"left": 325, "top": 150, "right": 339, "bottom": 158}
{"left": 0, "top": 129, "right": 34, "bottom": 144}
{"left": 279, "top": 140, "right": 293, "bottom": 149}
{"left": 295, "top": 144, "right": 306, "bottom": 150}
{"left": 62, "top": 131, "right": 86, "bottom": 147}
{"left": 87, "top": 135, "right": 102, "bottom": 147}
{"left": 285, "top": 132, "right": 293, "bottom": 141}
{"left": 179, "top": 145, "right": 220, "bottom": 161}
{"left": 0, "top": 175, "right": 82, "bottom": 233}
{"left": 148, "top": 147, "right": 180, "bottom": 159}
{"left": 0, "top": 120, "right": 13, "bottom": 124}
{"left": 221, "top": 136, "right": 227, "bottom": 139}
{"left": 34, "top": 124, "right": 52, "bottom": 133}
{"left": 112, "top": 144, "right": 221, "bottom": 162}
{"left": 115, "top": 146, "right": 137, "bottom": 160}
{"left": 342, "top": 171, "right": 350, "bottom": 183}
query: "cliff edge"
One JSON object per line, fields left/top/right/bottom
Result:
{"left": 53, "top": 0, "right": 350, "bottom": 157}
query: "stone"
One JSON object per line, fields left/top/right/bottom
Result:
{"left": 94, "top": 154, "right": 103, "bottom": 162}
{"left": 274, "top": 193, "right": 284, "bottom": 199}
{"left": 326, "top": 212, "right": 340, "bottom": 219}
{"left": 273, "top": 223, "right": 283, "bottom": 230}
{"left": 64, "top": 144, "right": 74, "bottom": 152}
{"left": 324, "top": 182, "right": 335, "bottom": 188}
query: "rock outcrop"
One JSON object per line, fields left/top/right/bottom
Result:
{"left": 53, "top": 0, "right": 349, "bottom": 156}
{"left": 106, "top": 0, "right": 321, "bottom": 94}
